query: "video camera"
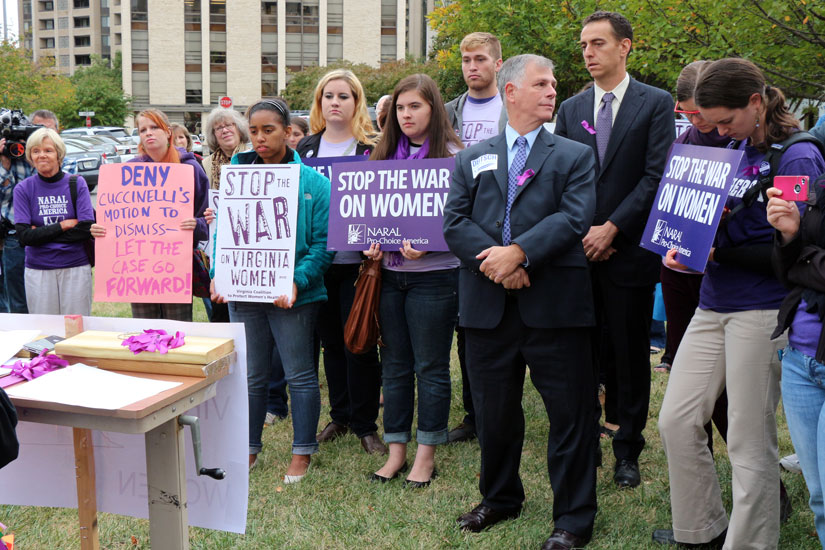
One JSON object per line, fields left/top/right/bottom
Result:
{"left": 0, "top": 109, "right": 42, "bottom": 159}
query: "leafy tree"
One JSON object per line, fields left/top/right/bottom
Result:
{"left": 60, "top": 53, "right": 131, "bottom": 128}
{"left": 0, "top": 42, "right": 75, "bottom": 123}
{"left": 428, "top": 0, "right": 825, "bottom": 108}
{"left": 281, "top": 58, "right": 446, "bottom": 112}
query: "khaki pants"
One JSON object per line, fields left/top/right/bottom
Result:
{"left": 658, "top": 307, "right": 784, "bottom": 549}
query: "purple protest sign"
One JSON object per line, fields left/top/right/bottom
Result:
{"left": 640, "top": 144, "right": 745, "bottom": 272}
{"left": 303, "top": 155, "right": 367, "bottom": 181}
{"left": 328, "top": 157, "right": 455, "bottom": 251}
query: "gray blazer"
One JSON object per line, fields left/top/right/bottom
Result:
{"left": 443, "top": 127, "right": 597, "bottom": 329}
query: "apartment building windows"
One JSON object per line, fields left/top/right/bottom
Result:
{"left": 40, "top": 1, "right": 54, "bottom": 11}
{"left": 285, "top": 1, "right": 319, "bottom": 74}
{"left": 74, "top": 16, "right": 90, "bottom": 28}
{"left": 327, "top": 0, "right": 343, "bottom": 63}
{"left": 41, "top": 37, "right": 55, "bottom": 48}
{"left": 74, "top": 0, "right": 90, "bottom": 7}
{"left": 40, "top": 18, "right": 55, "bottom": 30}
{"left": 380, "top": 0, "right": 396, "bottom": 62}
{"left": 131, "top": 0, "right": 148, "bottom": 23}
{"left": 75, "top": 35, "right": 91, "bottom": 47}
{"left": 75, "top": 54, "right": 92, "bottom": 65}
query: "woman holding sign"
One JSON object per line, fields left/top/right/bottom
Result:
{"left": 90, "top": 109, "right": 210, "bottom": 321}
{"left": 363, "top": 74, "right": 463, "bottom": 487}
{"left": 654, "top": 59, "right": 825, "bottom": 549}
{"left": 297, "top": 69, "right": 386, "bottom": 454}
{"left": 13, "top": 128, "right": 94, "bottom": 315}
{"left": 211, "top": 98, "right": 334, "bottom": 479}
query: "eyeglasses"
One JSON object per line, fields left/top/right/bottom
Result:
{"left": 674, "top": 103, "right": 702, "bottom": 117}
{"left": 214, "top": 123, "right": 236, "bottom": 134}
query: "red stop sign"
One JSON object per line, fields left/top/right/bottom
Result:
{"left": 219, "top": 96, "right": 233, "bottom": 109}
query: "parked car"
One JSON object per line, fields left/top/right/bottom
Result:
{"left": 62, "top": 135, "right": 122, "bottom": 164}
{"left": 87, "top": 133, "right": 135, "bottom": 159}
{"left": 64, "top": 141, "right": 103, "bottom": 192}
{"left": 191, "top": 134, "right": 203, "bottom": 154}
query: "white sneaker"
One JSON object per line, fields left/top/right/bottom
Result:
{"left": 265, "top": 412, "right": 277, "bottom": 425}
{"left": 780, "top": 453, "right": 802, "bottom": 474}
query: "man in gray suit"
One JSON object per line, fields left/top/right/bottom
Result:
{"left": 555, "top": 11, "right": 675, "bottom": 489}
{"left": 444, "top": 54, "right": 598, "bottom": 550}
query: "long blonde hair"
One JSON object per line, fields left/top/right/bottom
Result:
{"left": 309, "top": 69, "right": 377, "bottom": 146}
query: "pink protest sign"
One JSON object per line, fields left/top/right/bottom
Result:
{"left": 93, "top": 163, "right": 195, "bottom": 303}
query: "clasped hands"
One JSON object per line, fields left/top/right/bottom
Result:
{"left": 477, "top": 244, "right": 530, "bottom": 290}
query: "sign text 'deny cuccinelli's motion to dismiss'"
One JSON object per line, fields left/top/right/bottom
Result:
{"left": 214, "top": 165, "right": 300, "bottom": 302}
{"left": 328, "top": 157, "right": 455, "bottom": 251}
{"left": 94, "top": 163, "right": 195, "bottom": 303}
{"left": 640, "top": 144, "right": 744, "bottom": 273}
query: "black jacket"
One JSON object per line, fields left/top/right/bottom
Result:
{"left": 771, "top": 202, "right": 825, "bottom": 362}
{"left": 296, "top": 130, "right": 373, "bottom": 159}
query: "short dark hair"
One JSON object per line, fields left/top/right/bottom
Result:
{"left": 582, "top": 11, "right": 633, "bottom": 44}
{"left": 247, "top": 97, "right": 291, "bottom": 128}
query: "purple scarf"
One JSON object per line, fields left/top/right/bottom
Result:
{"left": 389, "top": 134, "right": 430, "bottom": 161}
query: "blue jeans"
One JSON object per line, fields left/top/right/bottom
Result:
{"left": 266, "top": 342, "right": 289, "bottom": 418}
{"left": 229, "top": 300, "right": 321, "bottom": 456}
{"left": 2, "top": 235, "right": 27, "bottom": 313}
{"left": 781, "top": 345, "right": 825, "bottom": 545}
{"left": 379, "top": 268, "right": 457, "bottom": 445}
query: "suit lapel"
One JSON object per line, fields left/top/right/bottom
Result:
{"left": 514, "top": 128, "right": 554, "bottom": 201}
{"left": 600, "top": 78, "right": 644, "bottom": 175}
{"left": 490, "top": 133, "right": 509, "bottom": 201}
{"left": 577, "top": 89, "right": 598, "bottom": 156}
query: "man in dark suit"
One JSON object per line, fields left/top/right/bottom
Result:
{"left": 444, "top": 54, "right": 598, "bottom": 550}
{"left": 555, "top": 11, "right": 675, "bottom": 488}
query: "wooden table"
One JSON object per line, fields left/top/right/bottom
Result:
{"left": 8, "top": 352, "right": 233, "bottom": 550}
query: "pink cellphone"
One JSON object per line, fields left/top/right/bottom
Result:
{"left": 774, "top": 175, "right": 810, "bottom": 202}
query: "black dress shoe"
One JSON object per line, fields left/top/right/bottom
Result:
{"left": 404, "top": 466, "right": 438, "bottom": 489}
{"left": 651, "top": 528, "right": 726, "bottom": 549}
{"left": 457, "top": 504, "right": 520, "bottom": 532}
{"left": 613, "top": 458, "right": 641, "bottom": 488}
{"left": 316, "top": 421, "right": 349, "bottom": 442}
{"left": 369, "top": 461, "right": 408, "bottom": 483}
{"left": 448, "top": 422, "right": 476, "bottom": 443}
{"left": 540, "top": 528, "right": 589, "bottom": 549}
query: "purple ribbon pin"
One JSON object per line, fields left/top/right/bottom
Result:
{"left": 517, "top": 169, "right": 535, "bottom": 186}
{"left": 10, "top": 349, "right": 69, "bottom": 381}
{"left": 122, "top": 329, "right": 186, "bottom": 355}
{"left": 581, "top": 120, "right": 596, "bottom": 135}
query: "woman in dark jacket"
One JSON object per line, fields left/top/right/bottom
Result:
{"left": 767, "top": 169, "right": 825, "bottom": 546}
{"left": 296, "top": 69, "right": 386, "bottom": 454}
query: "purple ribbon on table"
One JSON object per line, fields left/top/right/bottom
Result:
{"left": 517, "top": 169, "right": 535, "bottom": 186}
{"left": 581, "top": 120, "right": 597, "bottom": 135}
{"left": 121, "top": 329, "right": 186, "bottom": 355}
{"left": 743, "top": 165, "right": 760, "bottom": 176}
{"left": 9, "top": 349, "right": 69, "bottom": 381}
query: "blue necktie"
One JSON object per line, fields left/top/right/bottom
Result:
{"left": 502, "top": 136, "right": 527, "bottom": 245}
{"left": 596, "top": 92, "right": 615, "bottom": 164}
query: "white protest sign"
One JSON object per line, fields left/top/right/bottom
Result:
{"left": 214, "top": 165, "right": 300, "bottom": 302}
{"left": 202, "top": 189, "right": 220, "bottom": 268}
{"left": 0, "top": 314, "right": 249, "bottom": 534}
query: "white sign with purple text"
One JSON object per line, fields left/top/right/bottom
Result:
{"left": 214, "top": 165, "right": 300, "bottom": 302}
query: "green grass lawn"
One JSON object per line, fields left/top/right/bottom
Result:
{"left": 0, "top": 308, "right": 820, "bottom": 549}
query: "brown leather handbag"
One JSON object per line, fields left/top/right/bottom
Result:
{"left": 344, "top": 259, "right": 383, "bottom": 354}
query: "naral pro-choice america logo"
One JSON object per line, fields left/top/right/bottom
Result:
{"left": 652, "top": 219, "right": 684, "bottom": 248}
{"left": 347, "top": 224, "right": 366, "bottom": 245}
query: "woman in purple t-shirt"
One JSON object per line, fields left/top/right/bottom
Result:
{"left": 13, "top": 128, "right": 94, "bottom": 315}
{"left": 364, "top": 74, "right": 463, "bottom": 488}
{"left": 655, "top": 58, "right": 825, "bottom": 549}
